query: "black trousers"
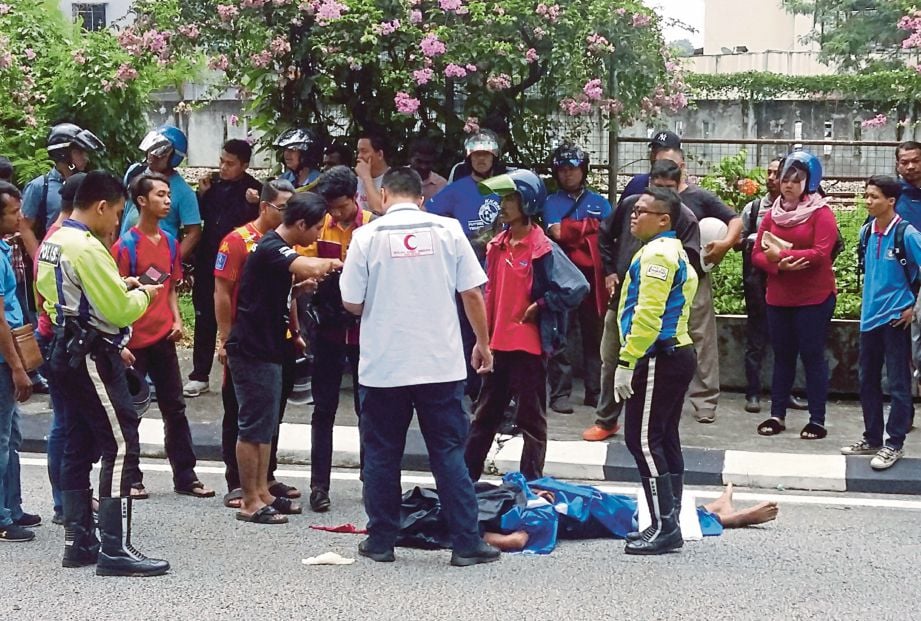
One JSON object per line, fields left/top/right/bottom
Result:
{"left": 190, "top": 267, "right": 217, "bottom": 382}
{"left": 624, "top": 346, "right": 696, "bottom": 479}
{"left": 743, "top": 267, "right": 768, "bottom": 398}
{"left": 130, "top": 337, "right": 198, "bottom": 489}
{"left": 548, "top": 292, "right": 602, "bottom": 404}
{"left": 220, "top": 345, "right": 295, "bottom": 491}
{"left": 48, "top": 332, "right": 139, "bottom": 498}
{"left": 310, "top": 332, "right": 359, "bottom": 492}
{"left": 465, "top": 350, "right": 547, "bottom": 481}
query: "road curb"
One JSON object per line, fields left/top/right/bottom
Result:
{"left": 19, "top": 412, "right": 921, "bottom": 495}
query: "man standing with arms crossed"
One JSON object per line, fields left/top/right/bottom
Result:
{"left": 340, "top": 168, "right": 500, "bottom": 566}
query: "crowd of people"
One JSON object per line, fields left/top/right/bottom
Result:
{"left": 0, "top": 118, "right": 919, "bottom": 571}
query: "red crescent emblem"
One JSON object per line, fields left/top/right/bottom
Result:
{"left": 403, "top": 234, "right": 417, "bottom": 250}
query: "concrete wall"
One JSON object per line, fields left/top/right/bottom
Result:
{"left": 703, "top": 0, "right": 817, "bottom": 55}
{"left": 687, "top": 52, "right": 835, "bottom": 76}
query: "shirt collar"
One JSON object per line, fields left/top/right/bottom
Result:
{"left": 874, "top": 214, "right": 901, "bottom": 236}
{"left": 62, "top": 219, "right": 90, "bottom": 232}
{"left": 48, "top": 168, "right": 65, "bottom": 183}
{"left": 386, "top": 203, "right": 421, "bottom": 214}
{"left": 650, "top": 230, "right": 677, "bottom": 242}
{"left": 0, "top": 238, "right": 10, "bottom": 253}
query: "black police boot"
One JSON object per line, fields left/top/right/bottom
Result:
{"left": 96, "top": 497, "right": 170, "bottom": 577}
{"left": 625, "top": 473, "right": 682, "bottom": 543}
{"left": 625, "top": 475, "right": 683, "bottom": 555}
{"left": 62, "top": 489, "right": 99, "bottom": 568}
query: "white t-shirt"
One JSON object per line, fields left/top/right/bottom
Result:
{"left": 355, "top": 171, "right": 387, "bottom": 213}
{"left": 340, "top": 203, "right": 487, "bottom": 388}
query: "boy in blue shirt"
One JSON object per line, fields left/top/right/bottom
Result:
{"left": 843, "top": 175, "right": 921, "bottom": 470}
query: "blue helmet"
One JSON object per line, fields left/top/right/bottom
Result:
{"left": 139, "top": 125, "right": 188, "bottom": 168}
{"left": 478, "top": 169, "right": 547, "bottom": 217}
{"left": 781, "top": 150, "right": 822, "bottom": 194}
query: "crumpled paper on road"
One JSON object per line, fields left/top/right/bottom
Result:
{"left": 301, "top": 552, "right": 355, "bottom": 566}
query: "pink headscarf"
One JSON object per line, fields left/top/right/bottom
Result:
{"left": 770, "top": 177, "right": 827, "bottom": 228}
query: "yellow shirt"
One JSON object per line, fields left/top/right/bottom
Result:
{"left": 297, "top": 209, "right": 375, "bottom": 260}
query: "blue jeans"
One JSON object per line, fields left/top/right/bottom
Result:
{"left": 359, "top": 380, "right": 481, "bottom": 553}
{"left": 38, "top": 332, "right": 66, "bottom": 516}
{"left": 766, "top": 295, "right": 835, "bottom": 426}
{"left": 0, "top": 362, "right": 23, "bottom": 526}
{"left": 859, "top": 324, "right": 915, "bottom": 450}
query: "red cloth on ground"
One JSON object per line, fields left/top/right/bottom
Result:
{"left": 309, "top": 523, "right": 368, "bottom": 534}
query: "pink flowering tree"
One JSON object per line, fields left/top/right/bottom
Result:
{"left": 0, "top": 0, "right": 192, "bottom": 181}
{"left": 131, "top": 0, "right": 685, "bottom": 164}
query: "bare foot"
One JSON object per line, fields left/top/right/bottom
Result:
{"left": 703, "top": 482, "right": 735, "bottom": 515}
{"left": 719, "top": 501, "right": 779, "bottom": 529}
{"left": 483, "top": 530, "right": 530, "bottom": 552}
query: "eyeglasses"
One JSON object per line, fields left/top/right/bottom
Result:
{"left": 632, "top": 207, "right": 669, "bottom": 216}
{"left": 265, "top": 201, "right": 287, "bottom": 212}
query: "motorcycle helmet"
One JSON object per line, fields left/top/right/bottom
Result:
{"left": 139, "top": 125, "right": 188, "bottom": 169}
{"left": 780, "top": 150, "right": 823, "bottom": 194}
{"left": 478, "top": 169, "right": 547, "bottom": 217}
{"left": 125, "top": 366, "right": 151, "bottom": 417}
{"left": 47, "top": 123, "right": 105, "bottom": 162}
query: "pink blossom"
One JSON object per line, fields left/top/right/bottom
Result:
{"left": 394, "top": 91, "right": 420, "bottom": 115}
{"left": 420, "top": 34, "right": 446, "bottom": 57}
{"left": 72, "top": 50, "right": 87, "bottom": 65}
{"left": 250, "top": 50, "right": 273, "bottom": 68}
{"left": 439, "top": 0, "right": 463, "bottom": 11}
{"left": 532, "top": 27, "right": 546, "bottom": 39}
{"left": 242, "top": 0, "right": 268, "bottom": 6}
{"left": 412, "top": 67, "right": 434, "bottom": 85}
{"left": 273, "top": 0, "right": 292, "bottom": 5}
{"left": 315, "top": 0, "right": 347, "bottom": 24}
{"left": 209, "top": 54, "right": 230, "bottom": 71}
{"left": 586, "top": 34, "right": 614, "bottom": 54}
{"left": 560, "top": 97, "right": 592, "bottom": 116}
{"left": 0, "top": 51, "right": 11, "bottom": 70}
{"left": 410, "top": 9, "right": 422, "bottom": 23}
{"left": 632, "top": 13, "right": 651, "bottom": 27}
{"left": 375, "top": 19, "right": 400, "bottom": 35}
{"left": 229, "top": 114, "right": 240, "bottom": 127}
{"left": 535, "top": 3, "right": 561, "bottom": 22}
{"left": 600, "top": 98, "right": 624, "bottom": 115}
{"left": 101, "top": 79, "right": 112, "bottom": 93}
{"left": 463, "top": 116, "right": 480, "bottom": 133}
{"left": 444, "top": 63, "right": 467, "bottom": 78}
{"left": 24, "top": 48, "right": 35, "bottom": 61}
{"left": 486, "top": 73, "right": 511, "bottom": 91}
{"left": 615, "top": 8, "right": 626, "bottom": 16}
{"left": 25, "top": 115, "right": 37, "bottom": 128}
{"left": 116, "top": 62, "right": 139, "bottom": 82}
{"left": 583, "top": 79, "right": 603, "bottom": 101}
{"left": 217, "top": 4, "right": 239, "bottom": 21}
{"left": 666, "top": 93, "right": 688, "bottom": 112}
{"left": 178, "top": 24, "right": 200, "bottom": 39}
{"left": 0, "top": 4, "right": 10, "bottom": 15}
{"left": 270, "top": 36, "right": 291, "bottom": 55}
{"left": 861, "top": 114, "right": 888, "bottom": 129}
{"left": 465, "top": 63, "right": 477, "bottom": 73}
{"left": 525, "top": 48, "right": 538, "bottom": 63}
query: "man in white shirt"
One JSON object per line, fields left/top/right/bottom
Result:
{"left": 340, "top": 167, "right": 500, "bottom": 567}
{"left": 354, "top": 133, "right": 391, "bottom": 215}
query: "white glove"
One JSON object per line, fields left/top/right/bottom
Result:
{"left": 613, "top": 366, "right": 635, "bottom": 403}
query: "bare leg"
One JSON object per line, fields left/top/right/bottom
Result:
{"left": 483, "top": 531, "right": 530, "bottom": 552}
{"left": 237, "top": 440, "right": 268, "bottom": 515}
{"left": 703, "top": 481, "right": 734, "bottom": 515}
{"left": 714, "top": 502, "right": 779, "bottom": 529}
{"left": 258, "top": 443, "right": 274, "bottom": 506}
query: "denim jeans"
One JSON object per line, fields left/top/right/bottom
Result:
{"left": 0, "top": 362, "right": 24, "bottom": 526}
{"left": 859, "top": 324, "right": 915, "bottom": 450}
{"left": 38, "top": 332, "right": 66, "bottom": 516}
{"left": 359, "top": 380, "right": 481, "bottom": 552}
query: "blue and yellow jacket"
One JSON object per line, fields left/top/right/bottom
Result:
{"left": 617, "top": 231, "right": 698, "bottom": 369}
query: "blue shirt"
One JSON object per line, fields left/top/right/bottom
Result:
{"left": 425, "top": 176, "right": 500, "bottom": 239}
{"left": 21, "top": 168, "right": 65, "bottom": 230}
{"left": 119, "top": 169, "right": 201, "bottom": 238}
{"left": 896, "top": 179, "right": 921, "bottom": 231}
{"left": 543, "top": 189, "right": 611, "bottom": 225}
{"left": 860, "top": 216, "right": 921, "bottom": 332}
{"left": 618, "top": 174, "right": 650, "bottom": 208}
{"left": 280, "top": 168, "right": 321, "bottom": 188}
{"left": 0, "top": 239, "right": 24, "bottom": 364}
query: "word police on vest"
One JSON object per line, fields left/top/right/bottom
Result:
{"left": 699, "top": 217, "right": 729, "bottom": 273}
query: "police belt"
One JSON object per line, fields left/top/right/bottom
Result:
{"left": 58, "top": 318, "right": 120, "bottom": 368}
{"left": 649, "top": 337, "right": 681, "bottom": 356}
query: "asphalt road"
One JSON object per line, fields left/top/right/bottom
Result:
{"left": 2, "top": 455, "right": 919, "bottom": 620}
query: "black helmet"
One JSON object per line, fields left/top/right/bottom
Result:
{"left": 274, "top": 128, "right": 323, "bottom": 171}
{"left": 47, "top": 123, "right": 105, "bottom": 163}
{"left": 125, "top": 367, "right": 150, "bottom": 417}
{"left": 551, "top": 143, "right": 589, "bottom": 181}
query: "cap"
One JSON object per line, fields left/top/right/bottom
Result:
{"left": 649, "top": 130, "right": 681, "bottom": 150}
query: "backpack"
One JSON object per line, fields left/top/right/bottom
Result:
{"left": 857, "top": 219, "right": 919, "bottom": 295}
{"left": 118, "top": 228, "right": 179, "bottom": 278}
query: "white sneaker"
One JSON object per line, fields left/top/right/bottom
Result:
{"left": 870, "top": 446, "right": 904, "bottom": 471}
{"left": 840, "top": 440, "right": 881, "bottom": 456}
{"left": 182, "top": 380, "right": 210, "bottom": 398}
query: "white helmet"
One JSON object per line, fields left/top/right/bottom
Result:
{"left": 699, "top": 217, "right": 729, "bottom": 273}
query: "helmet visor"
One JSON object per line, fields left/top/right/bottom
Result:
{"left": 477, "top": 173, "right": 518, "bottom": 198}
{"left": 139, "top": 131, "right": 171, "bottom": 155}
{"left": 73, "top": 129, "right": 105, "bottom": 153}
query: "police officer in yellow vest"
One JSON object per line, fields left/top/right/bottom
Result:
{"left": 36, "top": 171, "right": 169, "bottom": 577}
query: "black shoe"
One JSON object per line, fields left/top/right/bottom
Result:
{"left": 788, "top": 395, "right": 809, "bottom": 410}
{"left": 96, "top": 497, "right": 170, "bottom": 577}
{"left": 745, "top": 396, "right": 761, "bottom": 414}
{"left": 451, "top": 542, "right": 501, "bottom": 567}
{"left": 0, "top": 524, "right": 34, "bottom": 542}
{"left": 62, "top": 489, "right": 99, "bottom": 568}
{"left": 31, "top": 375, "right": 49, "bottom": 394}
{"left": 550, "top": 397, "right": 574, "bottom": 414}
{"left": 309, "top": 489, "right": 331, "bottom": 513}
{"left": 52, "top": 512, "right": 64, "bottom": 526}
{"left": 14, "top": 512, "right": 42, "bottom": 527}
{"left": 624, "top": 475, "right": 683, "bottom": 556}
{"left": 584, "top": 395, "right": 599, "bottom": 408}
{"left": 358, "top": 538, "right": 395, "bottom": 562}
{"left": 497, "top": 419, "right": 520, "bottom": 436}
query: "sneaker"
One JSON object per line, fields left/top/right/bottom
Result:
{"left": 582, "top": 424, "right": 620, "bottom": 442}
{"left": 51, "top": 512, "right": 64, "bottom": 526}
{"left": 0, "top": 524, "right": 35, "bottom": 542}
{"left": 870, "top": 446, "right": 904, "bottom": 471}
{"left": 14, "top": 513, "right": 41, "bottom": 528}
{"left": 840, "top": 440, "right": 881, "bottom": 456}
{"left": 550, "top": 397, "right": 574, "bottom": 414}
{"left": 182, "top": 379, "right": 210, "bottom": 398}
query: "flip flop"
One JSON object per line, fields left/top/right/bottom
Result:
{"left": 268, "top": 481, "right": 301, "bottom": 499}
{"left": 175, "top": 480, "right": 216, "bottom": 498}
{"left": 800, "top": 422, "right": 827, "bottom": 440}
{"left": 223, "top": 488, "right": 243, "bottom": 509}
{"left": 271, "top": 496, "right": 303, "bottom": 515}
{"left": 130, "top": 483, "right": 149, "bottom": 500}
{"left": 236, "top": 505, "right": 288, "bottom": 525}
{"left": 757, "top": 417, "right": 786, "bottom": 436}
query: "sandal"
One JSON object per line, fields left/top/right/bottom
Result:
{"left": 175, "top": 480, "right": 216, "bottom": 498}
{"left": 800, "top": 422, "right": 827, "bottom": 440}
{"left": 757, "top": 417, "right": 786, "bottom": 436}
{"left": 271, "top": 496, "right": 303, "bottom": 515}
{"left": 130, "top": 483, "right": 149, "bottom": 500}
{"left": 236, "top": 505, "right": 288, "bottom": 525}
{"left": 268, "top": 481, "right": 301, "bottom": 499}
{"left": 223, "top": 488, "right": 243, "bottom": 509}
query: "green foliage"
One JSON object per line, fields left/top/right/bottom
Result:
{"left": 698, "top": 150, "right": 765, "bottom": 210}
{"left": 781, "top": 0, "right": 915, "bottom": 73}
{"left": 129, "top": 0, "right": 687, "bottom": 164}
{"left": 0, "top": 1, "right": 194, "bottom": 184}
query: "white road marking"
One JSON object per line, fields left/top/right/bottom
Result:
{"left": 19, "top": 456, "right": 921, "bottom": 511}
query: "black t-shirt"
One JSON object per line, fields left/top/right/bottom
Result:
{"left": 227, "top": 230, "right": 298, "bottom": 363}
{"left": 195, "top": 173, "right": 262, "bottom": 268}
{"left": 679, "top": 185, "right": 737, "bottom": 224}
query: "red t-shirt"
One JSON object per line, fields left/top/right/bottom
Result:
{"left": 484, "top": 226, "right": 550, "bottom": 355}
{"left": 35, "top": 223, "right": 61, "bottom": 338}
{"left": 111, "top": 227, "right": 182, "bottom": 349}
{"left": 214, "top": 222, "right": 264, "bottom": 319}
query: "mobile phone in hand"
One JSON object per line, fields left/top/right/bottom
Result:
{"left": 138, "top": 266, "right": 169, "bottom": 286}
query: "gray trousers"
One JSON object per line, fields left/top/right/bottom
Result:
{"left": 687, "top": 274, "right": 720, "bottom": 416}
{"left": 595, "top": 306, "right": 623, "bottom": 428}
